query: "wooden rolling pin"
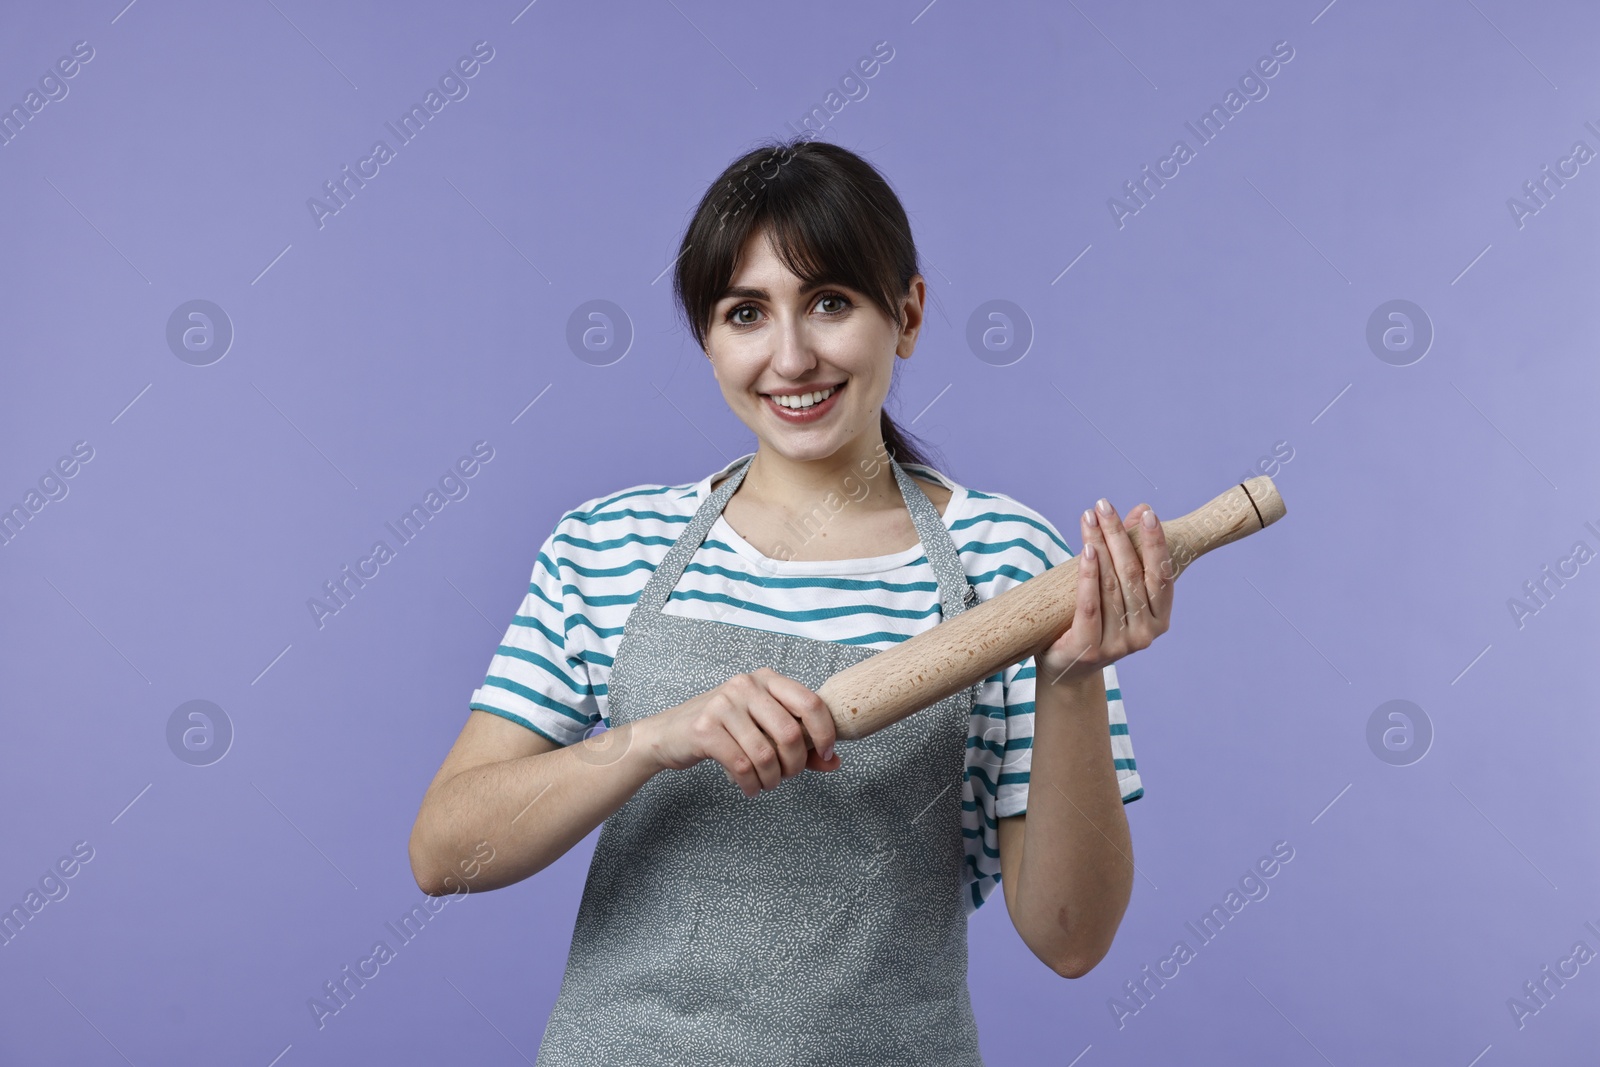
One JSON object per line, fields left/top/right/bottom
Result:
{"left": 813, "top": 476, "right": 1287, "bottom": 741}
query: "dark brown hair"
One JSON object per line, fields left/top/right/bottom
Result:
{"left": 672, "top": 138, "right": 942, "bottom": 472}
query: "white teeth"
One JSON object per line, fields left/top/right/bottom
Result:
{"left": 771, "top": 386, "right": 836, "bottom": 410}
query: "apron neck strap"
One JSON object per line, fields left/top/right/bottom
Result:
{"left": 631, "top": 453, "right": 976, "bottom": 622}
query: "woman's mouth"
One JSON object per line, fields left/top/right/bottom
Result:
{"left": 761, "top": 381, "right": 845, "bottom": 423}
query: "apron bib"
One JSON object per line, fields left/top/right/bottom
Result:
{"left": 534, "top": 455, "right": 986, "bottom": 1066}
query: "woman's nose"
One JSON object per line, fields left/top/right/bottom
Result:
{"left": 768, "top": 316, "right": 817, "bottom": 375}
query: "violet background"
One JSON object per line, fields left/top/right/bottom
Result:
{"left": 3, "top": 1, "right": 1598, "bottom": 1063}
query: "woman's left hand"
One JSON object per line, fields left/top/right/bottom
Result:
{"left": 1035, "top": 498, "right": 1174, "bottom": 687}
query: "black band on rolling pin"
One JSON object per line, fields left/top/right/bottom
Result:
{"left": 1238, "top": 482, "right": 1266, "bottom": 528}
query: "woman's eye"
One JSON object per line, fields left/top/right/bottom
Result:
{"left": 725, "top": 292, "right": 849, "bottom": 328}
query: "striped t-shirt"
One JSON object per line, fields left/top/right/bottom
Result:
{"left": 469, "top": 453, "right": 1143, "bottom": 914}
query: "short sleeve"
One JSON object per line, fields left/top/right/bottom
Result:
{"left": 468, "top": 516, "right": 601, "bottom": 745}
{"left": 993, "top": 516, "right": 1143, "bottom": 819}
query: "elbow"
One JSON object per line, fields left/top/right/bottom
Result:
{"left": 1018, "top": 927, "right": 1105, "bottom": 979}
{"left": 411, "top": 850, "right": 469, "bottom": 898}
{"left": 415, "top": 875, "right": 450, "bottom": 897}
{"left": 409, "top": 808, "right": 527, "bottom": 896}
{"left": 407, "top": 813, "right": 450, "bottom": 896}
{"left": 1050, "top": 950, "right": 1102, "bottom": 980}
{"left": 408, "top": 843, "right": 442, "bottom": 896}
{"left": 1039, "top": 895, "right": 1128, "bottom": 979}
{"left": 1043, "top": 930, "right": 1115, "bottom": 980}
{"left": 410, "top": 848, "right": 484, "bottom": 897}
{"left": 1010, "top": 900, "right": 1110, "bottom": 979}
{"left": 411, "top": 861, "right": 449, "bottom": 897}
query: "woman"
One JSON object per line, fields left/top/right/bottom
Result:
{"left": 409, "top": 139, "right": 1174, "bottom": 1065}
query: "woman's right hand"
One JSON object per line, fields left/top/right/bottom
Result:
{"left": 643, "top": 667, "right": 843, "bottom": 797}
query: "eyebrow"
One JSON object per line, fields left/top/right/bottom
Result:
{"left": 717, "top": 280, "right": 847, "bottom": 303}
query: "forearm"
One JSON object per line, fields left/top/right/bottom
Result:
{"left": 1011, "top": 670, "right": 1134, "bottom": 976}
{"left": 410, "top": 720, "right": 662, "bottom": 895}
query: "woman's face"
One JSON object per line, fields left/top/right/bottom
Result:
{"left": 705, "top": 229, "right": 923, "bottom": 466}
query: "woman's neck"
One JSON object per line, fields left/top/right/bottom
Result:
{"left": 737, "top": 440, "right": 901, "bottom": 516}
{"left": 713, "top": 440, "right": 953, "bottom": 563}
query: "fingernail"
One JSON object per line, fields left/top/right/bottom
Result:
{"left": 1085, "top": 542, "right": 1096, "bottom": 561}
{"left": 1142, "top": 510, "right": 1157, "bottom": 529}
{"left": 822, "top": 744, "right": 834, "bottom": 761}
{"left": 1097, "top": 498, "right": 1112, "bottom": 514}
{"left": 1084, "top": 508, "right": 1098, "bottom": 527}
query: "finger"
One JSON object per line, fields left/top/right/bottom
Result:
{"left": 756, "top": 667, "right": 838, "bottom": 760}
{"left": 1121, "top": 503, "right": 1159, "bottom": 626}
{"left": 1085, "top": 501, "right": 1128, "bottom": 634}
{"left": 743, "top": 683, "right": 810, "bottom": 781}
{"left": 1044, "top": 523, "right": 1101, "bottom": 687}
{"left": 804, "top": 744, "right": 843, "bottom": 773}
{"left": 1094, "top": 498, "right": 1146, "bottom": 631}
{"left": 1136, "top": 506, "right": 1174, "bottom": 623}
{"left": 722, "top": 710, "right": 785, "bottom": 793}
{"left": 716, "top": 679, "right": 785, "bottom": 793}
{"left": 708, "top": 721, "right": 763, "bottom": 798}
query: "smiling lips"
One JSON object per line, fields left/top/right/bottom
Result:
{"left": 761, "top": 380, "right": 845, "bottom": 421}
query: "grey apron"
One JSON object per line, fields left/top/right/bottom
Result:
{"left": 535, "top": 454, "right": 986, "bottom": 1066}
